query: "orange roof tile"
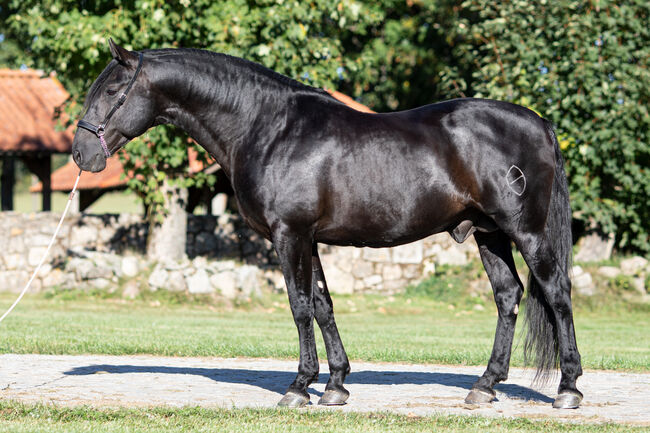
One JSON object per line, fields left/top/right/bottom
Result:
{"left": 326, "top": 89, "right": 375, "bottom": 113}
{"left": 0, "top": 69, "right": 73, "bottom": 153}
{"left": 31, "top": 89, "right": 373, "bottom": 191}
{"left": 30, "top": 156, "right": 127, "bottom": 192}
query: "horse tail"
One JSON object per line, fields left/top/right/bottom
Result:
{"left": 523, "top": 119, "right": 573, "bottom": 382}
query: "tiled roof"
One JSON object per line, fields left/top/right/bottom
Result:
{"left": 0, "top": 69, "right": 73, "bottom": 153}
{"left": 31, "top": 89, "right": 374, "bottom": 192}
{"left": 30, "top": 150, "right": 208, "bottom": 192}
{"left": 30, "top": 156, "right": 126, "bottom": 192}
{"left": 327, "top": 89, "right": 375, "bottom": 113}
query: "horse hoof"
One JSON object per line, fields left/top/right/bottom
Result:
{"left": 277, "top": 391, "right": 310, "bottom": 408}
{"left": 553, "top": 392, "right": 582, "bottom": 409}
{"left": 464, "top": 388, "right": 496, "bottom": 404}
{"left": 318, "top": 388, "right": 350, "bottom": 406}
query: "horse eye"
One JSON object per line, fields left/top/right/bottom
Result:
{"left": 106, "top": 89, "right": 118, "bottom": 96}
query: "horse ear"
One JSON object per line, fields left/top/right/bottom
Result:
{"left": 108, "top": 38, "right": 138, "bottom": 66}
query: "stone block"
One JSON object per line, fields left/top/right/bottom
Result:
{"left": 362, "top": 248, "right": 391, "bottom": 262}
{"left": 89, "top": 278, "right": 111, "bottom": 290}
{"left": 363, "top": 274, "right": 383, "bottom": 287}
{"left": 41, "top": 269, "right": 65, "bottom": 288}
{"left": 620, "top": 256, "right": 648, "bottom": 276}
{"left": 597, "top": 266, "right": 621, "bottom": 279}
{"left": 167, "top": 271, "right": 187, "bottom": 292}
{"left": 382, "top": 279, "right": 408, "bottom": 293}
{"left": 0, "top": 270, "right": 30, "bottom": 293}
{"left": 3, "top": 254, "right": 26, "bottom": 270}
{"left": 148, "top": 264, "right": 169, "bottom": 290}
{"left": 237, "top": 265, "right": 261, "bottom": 297}
{"left": 436, "top": 247, "right": 468, "bottom": 266}
{"left": 574, "top": 231, "right": 615, "bottom": 262}
{"left": 29, "top": 234, "right": 53, "bottom": 247}
{"left": 632, "top": 278, "right": 646, "bottom": 295}
{"left": 382, "top": 264, "right": 402, "bottom": 281}
{"left": 572, "top": 266, "right": 594, "bottom": 296}
{"left": 187, "top": 268, "right": 213, "bottom": 294}
{"left": 210, "top": 260, "right": 237, "bottom": 273}
{"left": 351, "top": 261, "right": 374, "bottom": 279}
{"left": 8, "top": 235, "right": 25, "bottom": 254}
{"left": 121, "top": 257, "right": 139, "bottom": 278}
{"left": 322, "top": 265, "right": 354, "bottom": 294}
{"left": 210, "top": 270, "right": 238, "bottom": 298}
{"left": 392, "top": 241, "right": 423, "bottom": 264}
{"left": 70, "top": 225, "right": 99, "bottom": 248}
{"left": 402, "top": 264, "right": 421, "bottom": 280}
{"left": 37, "top": 263, "right": 52, "bottom": 278}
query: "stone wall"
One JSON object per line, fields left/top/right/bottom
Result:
{"left": 0, "top": 212, "right": 480, "bottom": 297}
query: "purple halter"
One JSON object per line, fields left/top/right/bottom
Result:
{"left": 77, "top": 52, "right": 144, "bottom": 158}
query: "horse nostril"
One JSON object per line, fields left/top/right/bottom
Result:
{"left": 73, "top": 149, "right": 82, "bottom": 165}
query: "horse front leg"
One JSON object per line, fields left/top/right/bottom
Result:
{"left": 311, "top": 243, "right": 350, "bottom": 405}
{"left": 273, "top": 225, "right": 319, "bottom": 407}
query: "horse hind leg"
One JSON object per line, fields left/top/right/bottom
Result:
{"left": 465, "top": 230, "right": 524, "bottom": 404}
{"left": 516, "top": 236, "right": 583, "bottom": 409}
{"left": 311, "top": 243, "right": 350, "bottom": 405}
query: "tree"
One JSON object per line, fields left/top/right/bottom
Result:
{"left": 1, "top": 0, "right": 385, "bottom": 259}
{"left": 3, "top": 0, "right": 648, "bottom": 255}
{"left": 439, "top": 0, "right": 650, "bottom": 254}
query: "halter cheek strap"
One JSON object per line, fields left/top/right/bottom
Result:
{"left": 77, "top": 52, "right": 144, "bottom": 158}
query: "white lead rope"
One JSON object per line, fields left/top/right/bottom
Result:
{"left": 0, "top": 170, "right": 82, "bottom": 325}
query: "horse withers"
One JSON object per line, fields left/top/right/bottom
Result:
{"left": 72, "top": 40, "right": 583, "bottom": 409}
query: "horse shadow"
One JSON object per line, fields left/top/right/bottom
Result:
{"left": 64, "top": 364, "right": 553, "bottom": 403}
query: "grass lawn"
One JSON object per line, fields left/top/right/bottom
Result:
{"left": 0, "top": 276, "right": 648, "bottom": 432}
{"left": 0, "top": 401, "right": 644, "bottom": 433}
{"left": 0, "top": 289, "right": 648, "bottom": 372}
{"left": 13, "top": 191, "right": 143, "bottom": 214}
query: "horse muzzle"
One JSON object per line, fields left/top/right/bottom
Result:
{"left": 72, "top": 141, "right": 107, "bottom": 173}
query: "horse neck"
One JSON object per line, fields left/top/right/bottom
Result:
{"left": 151, "top": 52, "right": 321, "bottom": 175}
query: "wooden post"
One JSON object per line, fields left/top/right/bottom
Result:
{"left": 41, "top": 156, "right": 51, "bottom": 211}
{"left": 1, "top": 156, "right": 15, "bottom": 211}
{"left": 21, "top": 155, "right": 52, "bottom": 211}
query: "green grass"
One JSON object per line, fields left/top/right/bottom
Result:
{"left": 13, "top": 191, "right": 143, "bottom": 213}
{"left": 0, "top": 401, "right": 644, "bottom": 433}
{"left": 0, "top": 289, "right": 648, "bottom": 371}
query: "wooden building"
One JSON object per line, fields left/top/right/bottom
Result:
{"left": 0, "top": 69, "right": 73, "bottom": 211}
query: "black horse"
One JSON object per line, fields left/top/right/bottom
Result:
{"left": 72, "top": 40, "right": 582, "bottom": 409}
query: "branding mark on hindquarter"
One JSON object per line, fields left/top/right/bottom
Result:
{"left": 506, "top": 165, "right": 526, "bottom": 196}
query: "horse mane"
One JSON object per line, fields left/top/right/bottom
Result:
{"left": 144, "top": 47, "right": 331, "bottom": 97}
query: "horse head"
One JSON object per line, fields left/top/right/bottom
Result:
{"left": 73, "top": 39, "right": 155, "bottom": 172}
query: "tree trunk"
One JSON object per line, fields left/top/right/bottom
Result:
{"left": 147, "top": 178, "right": 188, "bottom": 262}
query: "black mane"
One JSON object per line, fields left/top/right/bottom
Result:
{"left": 144, "top": 47, "right": 330, "bottom": 96}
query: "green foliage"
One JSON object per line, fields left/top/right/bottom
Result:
{"left": 0, "top": 0, "right": 385, "bottom": 216}
{"left": 1, "top": 0, "right": 648, "bottom": 252}
{"left": 441, "top": 0, "right": 650, "bottom": 253}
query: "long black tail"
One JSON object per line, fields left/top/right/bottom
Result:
{"left": 523, "top": 119, "right": 573, "bottom": 382}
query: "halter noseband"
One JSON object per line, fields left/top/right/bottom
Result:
{"left": 77, "top": 52, "right": 144, "bottom": 158}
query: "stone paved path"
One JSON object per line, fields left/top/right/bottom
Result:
{"left": 1, "top": 354, "right": 648, "bottom": 425}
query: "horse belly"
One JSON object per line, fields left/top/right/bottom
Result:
{"left": 314, "top": 177, "right": 464, "bottom": 248}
